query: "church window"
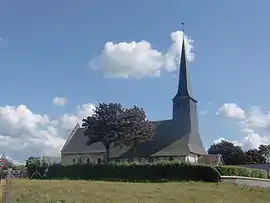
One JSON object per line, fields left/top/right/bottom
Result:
{"left": 97, "top": 158, "right": 102, "bottom": 164}
{"left": 87, "top": 157, "right": 90, "bottom": 164}
{"left": 148, "top": 157, "right": 153, "bottom": 163}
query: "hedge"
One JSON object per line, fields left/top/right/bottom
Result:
{"left": 46, "top": 162, "right": 221, "bottom": 182}
{"left": 215, "top": 166, "right": 267, "bottom": 179}
{"left": 0, "top": 170, "right": 7, "bottom": 179}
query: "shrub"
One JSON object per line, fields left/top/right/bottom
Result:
{"left": 0, "top": 170, "right": 7, "bottom": 179}
{"left": 26, "top": 157, "right": 48, "bottom": 179}
{"left": 215, "top": 166, "right": 267, "bottom": 179}
{"left": 46, "top": 162, "right": 221, "bottom": 182}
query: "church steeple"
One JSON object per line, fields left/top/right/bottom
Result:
{"left": 172, "top": 26, "right": 197, "bottom": 121}
{"left": 173, "top": 34, "right": 193, "bottom": 100}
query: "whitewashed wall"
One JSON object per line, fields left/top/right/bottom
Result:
{"left": 61, "top": 153, "right": 105, "bottom": 165}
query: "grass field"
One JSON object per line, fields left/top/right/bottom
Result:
{"left": 0, "top": 180, "right": 5, "bottom": 200}
{"left": 9, "top": 179, "right": 270, "bottom": 203}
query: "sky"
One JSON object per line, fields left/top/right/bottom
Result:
{"left": 0, "top": 0, "right": 270, "bottom": 163}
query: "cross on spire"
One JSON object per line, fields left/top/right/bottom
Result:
{"left": 181, "top": 22, "right": 185, "bottom": 33}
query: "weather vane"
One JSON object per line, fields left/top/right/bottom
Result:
{"left": 181, "top": 22, "right": 185, "bottom": 33}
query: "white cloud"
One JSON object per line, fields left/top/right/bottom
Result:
{"left": 53, "top": 97, "right": 67, "bottom": 106}
{"left": 216, "top": 102, "right": 270, "bottom": 149}
{"left": 0, "top": 103, "right": 95, "bottom": 163}
{"left": 216, "top": 103, "right": 246, "bottom": 120}
{"left": 245, "top": 106, "right": 270, "bottom": 129}
{"left": 89, "top": 31, "right": 194, "bottom": 79}
{"left": 212, "top": 137, "right": 241, "bottom": 147}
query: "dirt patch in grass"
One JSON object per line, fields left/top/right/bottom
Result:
{"left": 11, "top": 179, "right": 270, "bottom": 203}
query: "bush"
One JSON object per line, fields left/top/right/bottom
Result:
{"left": 0, "top": 170, "right": 7, "bottom": 179}
{"left": 26, "top": 157, "right": 49, "bottom": 179}
{"left": 46, "top": 162, "right": 221, "bottom": 182}
{"left": 215, "top": 166, "right": 267, "bottom": 179}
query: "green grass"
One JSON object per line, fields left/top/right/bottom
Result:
{"left": 10, "top": 179, "right": 270, "bottom": 203}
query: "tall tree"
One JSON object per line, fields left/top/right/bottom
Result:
{"left": 244, "top": 149, "right": 266, "bottom": 164}
{"left": 208, "top": 140, "right": 245, "bottom": 165}
{"left": 119, "top": 106, "right": 155, "bottom": 159}
{"left": 82, "top": 103, "right": 126, "bottom": 163}
{"left": 258, "top": 145, "right": 270, "bottom": 163}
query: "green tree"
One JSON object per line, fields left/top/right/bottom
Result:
{"left": 25, "top": 157, "right": 48, "bottom": 179}
{"left": 82, "top": 103, "right": 126, "bottom": 163}
{"left": 208, "top": 140, "right": 245, "bottom": 165}
{"left": 244, "top": 149, "right": 266, "bottom": 164}
{"left": 118, "top": 106, "right": 155, "bottom": 159}
{"left": 82, "top": 103, "right": 154, "bottom": 163}
{"left": 258, "top": 145, "right": 270, "bottom": 163}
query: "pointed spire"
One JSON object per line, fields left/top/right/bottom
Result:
{"left": 173, "top": 23, "right": 193, "bottom": 99}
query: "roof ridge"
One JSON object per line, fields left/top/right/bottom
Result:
{"left": 60, "top": 123, "right": 80, "bottom": 153}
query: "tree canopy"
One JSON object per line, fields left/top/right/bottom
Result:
{"left": 208, "top": 140, "right": 270, "bottom": 165}
{"left": 25, "top": 157, "right": 48, "bottom": 178}
{"left": 258, "top": 145, "right": 270, "bottom": 163}
{"left": 118, "top": 106, "right": 155, "bottom": 157}
{"left": 207, "top": 140, "right": 245, "bottom": 165}
{"left": 244, "top": 149, "right": 265, "bottom": 164}
{"left": 82, "top": 103, "right": 154, "bottom": 163}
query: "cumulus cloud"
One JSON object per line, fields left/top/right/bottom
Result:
{"left": 216, "top": 102, "right": 270, "bottom": 149}
{"left": 216, "top": 103, "right": 246, "bottom": 120}
{"left": 0, "top": 103, "right": 95, "bottom": 163}
{"left": 212, "top": 137, "right": 241, "bottom": 147}
{"left": 53, "top": 97, "right": 67, "bottom": 106}
{"left": 89, "top": 31, "right": 194, "bottom": 79}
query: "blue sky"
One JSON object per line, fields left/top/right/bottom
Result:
{"left": 0, "top": 0, "right": 270, "bottom": 162}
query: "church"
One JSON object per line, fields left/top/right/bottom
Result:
{"left": 60, "top": 35, "right": 223, "bottom": 166}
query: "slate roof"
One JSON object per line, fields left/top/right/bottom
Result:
{"left": 61, "top": 127, "right": 105, "bottom": 154}
{"left": 173, "top": 36, "right": 192, "bottom": 100}
{"left": 61, "top": 119, "right": 207, "bottom": 158}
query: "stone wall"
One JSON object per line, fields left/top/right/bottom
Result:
{"left": 61, "top": 153, "right": 105, "bottom": 165}
{"left": 61, "top": 153, "right": 199, "bottom": 165}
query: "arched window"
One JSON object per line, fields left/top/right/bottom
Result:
{"left": 79, "top": 156, "right": 83, "bottom": 164}
{"left": 148, "top": 157, "right": 153, "bottom": 163}
{"left": 169, "top": 156, "right": 174, "bottom": 161}
{"left": 97, "top": 158, "right": 102, "bottom": 164}
{"left": 87, "top": 157, "right": 90, "bottom": 164}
